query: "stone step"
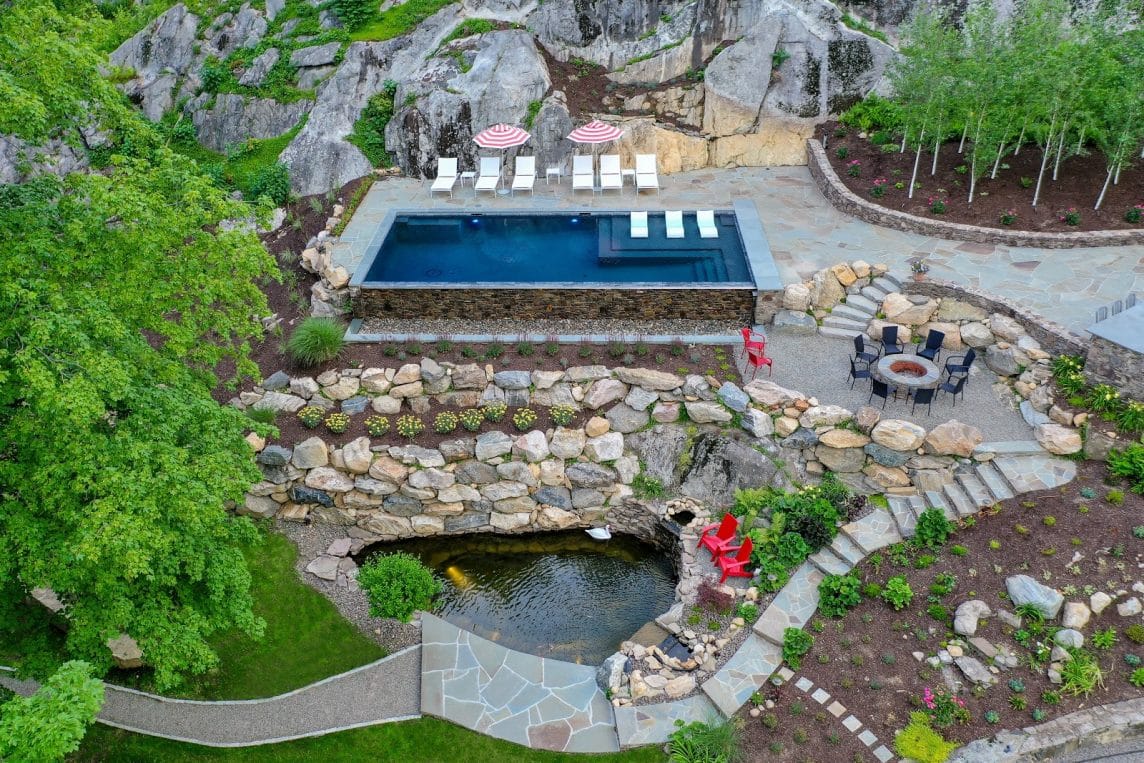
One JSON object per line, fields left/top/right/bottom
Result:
{"left": 880, "top": 272, "right": 904, "bottom": 290}
{"left": 957, "top": 471, "right": 994, "bottom": 509}
{"left": 872, "top": 276, "right": 900, "bottom": 294}
{"left": 973, "top": 441, "right": 1046, "bottom": 458}
{"left": 846, "top": 293, "right": 879, "bottom": 315}
{"left": 942, "top": 482, "right": 977, "bottom": 518}
{"left": 924, "top": 490, "right": 958, "bottom": 522}
{"left": 830, "top": 303, "right": 874, "bottom": 322}
{"left": 886, "top": 496, "right": 917, "bottom": 538}
{"left": 976, "top": 462, "right": 1015, "bottom": 501}
{"left": 907, "top": 494, "right": 928, "bottom": 519}
{"left": 860, "top": 285, "right": 888, "bottom": 304}
{"left": 808, "top": 547, "right": 852, "bottom": 577}
{"left": 829, "top": 532, "right": 865, "bottom": 566}
{"left": 821, "top": 315, "right": 869, "bottom": 331}
{"left": 818, "top": 326, "right": 865, "bottom": 341}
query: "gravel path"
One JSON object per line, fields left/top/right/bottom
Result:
{"left": 749, "top": 332, "right": 1035, "bottom": 443}
{"left": 1, "top": 650, "right": 422, "bottom": 747}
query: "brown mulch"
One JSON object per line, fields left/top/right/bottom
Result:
{"left": 796, "top": 459, "right": 1144, "bottom": 749}
{"left": 817, "top": 121, "right": 1144, "bottom": 232}
{"left": 736, "top": 678, "right": 878, "bottom": 762}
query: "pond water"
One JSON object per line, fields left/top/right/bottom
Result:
{"left": 359, "top": 530, "right": 677, "bottom": 665}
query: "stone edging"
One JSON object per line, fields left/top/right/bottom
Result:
{"left": 806, "top": 139, "right": 1144, "bottom": 249}
{"left": 951, "top": 695, "right": 1144, "bottom": 762}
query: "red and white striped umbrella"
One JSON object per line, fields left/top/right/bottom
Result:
{"left": 566, "top": 120, "right": 625, "bottom": 145}
{"left": 472, "top": 123, "right": 531, "bottom": 149}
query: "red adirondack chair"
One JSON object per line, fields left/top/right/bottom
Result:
{"left": 698, "top": 514, "right": 739, "bottom": 559}
{"left": 717, "top": 536, "right": 755, "bottom": 584}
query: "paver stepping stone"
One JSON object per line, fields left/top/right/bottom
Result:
{"left": 994, "top": 455, "right": 1076, "bottom": 493}
{"left": 957, "top": 471, "right": 993, "bottom": 508}
{"left": 858, "top": 729, "right": 878, "bottom": 746}
{"left": 828, "top": 533, "right": 864, "bottom": 566}
{"left": 923, "top": 490, "right": 957, "bottom": 522}
{"left": 421, "top": 615, "right": 618, "bottom": 753}
{"left": 701, "top": 634, "right": 782, "bottom": 717}
{"left": 942, "top": 482, "right": 976, "bottom": 518}
{"left": 808, "top": 547, "right": 851, "bottom": 576}
{"left": 615, "top": 695, "right": 719, "bottom": 748}
{"left": 977, "top": 462, "right": 1015, "bottom": 500}
{"left": 827, "top": 701, "right": 846, "bottom": 717}
{"left": 754, "top": 563, "right": 824, "bottom": 645}
{"left": 840, "top": 511, "right": 901, "bottom": 554}
{"left": 795, "top": 676, "right": 814, "bottom": 692}
{"left": 842, "top": 715, "right": 862, "bottom": 732}
{"left": 886, "top": 496, "right": 917, "bottom": 537}
{"left": 874, "top": 744, "right": 894, "bottom": 762}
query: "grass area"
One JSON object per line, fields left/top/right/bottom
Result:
{"left": 163, "top": 120, "right": 304, "bottom": 200}
{"left": 112, "top": 531, "right": 384, "bottom": 700}
{"left": 841, "top": 12, "right": 890, "bottom": 44}
{"left": 75, "top": 719, "right": 664, "bottom": 762}
{"left": 348, "top": 0, "right": 455, "bottom": 42}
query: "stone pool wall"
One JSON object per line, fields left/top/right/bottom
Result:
{"left": 351, "top": 285, "right": 757, "bottom": 322}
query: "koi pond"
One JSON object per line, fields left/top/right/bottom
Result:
{"left": 359, "top": 530, "right": 676, "bottom": 665}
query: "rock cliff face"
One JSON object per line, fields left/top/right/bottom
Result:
{"left": 98, "top": 0, "right": 902, "bottom": 195}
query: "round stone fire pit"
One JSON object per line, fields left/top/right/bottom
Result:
{"left": 875, "top": 354, "right": 941, "bottom": 390}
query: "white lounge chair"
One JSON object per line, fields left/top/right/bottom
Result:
{"left": 630, "top": 211, "right": 648, "bottom": 238}
{"left": 474, "top": 157, "right": 501, "bottom": 194}
{"left": 697, "top": 210, "right": 718, "bottom": 238}
{"left": 665, "top": 210, "right": 684, "bottom": 239}
{"left": 430, "top": 157, "right": 458, "bottom": 197}
{"left": 572, "top": 155, "right": 595, "bottom": 193}
{"left": 635, "top": 154, "right": 660, "bottom": 194}
{"left": 599, "top": 154, "right": 622, "bottom": 192}
{"left": 511, "top": 156, "right": 535, "bottom": 196}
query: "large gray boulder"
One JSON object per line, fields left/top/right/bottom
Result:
{"left": 679, "top": 432, "right": 783, "bottom": 507}
{"left": 188, "top": 94, "right": 311, "bottom": 151}
{"left": 1006, "top": 575, "right": 1064, "bottom": 619}
{"left": 202, "top": 3, "right": 268, "bottom": 60}
{"left": 109, "top": 4, "right": 201, "bottom": 121}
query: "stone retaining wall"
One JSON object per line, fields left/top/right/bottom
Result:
{"left": 1085, "top": 335, "right": 1144, "bottom": 402}
{"left": 806, "top": 139, "right": 1144, "bottom": 249}
{"left": 353, "top": 286, "right": 756, "bottom": 322}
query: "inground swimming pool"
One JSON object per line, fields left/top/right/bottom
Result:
{"left": 348, "top": 203, "right": 781, "bottom": 322}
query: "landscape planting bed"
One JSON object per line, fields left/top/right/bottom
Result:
{"left": 818, "top": 122, "right": 1144, "bottom": 233}
{"left": 791, "top": 460, "right": 1144, "bottom": 748}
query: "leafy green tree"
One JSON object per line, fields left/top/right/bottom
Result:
{"left": 0, "top": 661, "right": 105, "bottom": 761}
{"left": 0, "top": 1, "right": 280, "bottom": 691}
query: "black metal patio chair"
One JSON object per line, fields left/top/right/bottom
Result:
{"left": 881, "top": 325, "right": 904, "bottom": 356}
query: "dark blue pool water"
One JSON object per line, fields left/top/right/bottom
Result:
{"left": 361, "top": 212, "right": 752, "bottom": 284}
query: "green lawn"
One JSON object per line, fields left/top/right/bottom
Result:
{"left": 348, "top": 0, "right": 455, "bottom": 42}
{"left": 111, "top": 530, "right": 385, "bottom": 700}
{"left": 74, "top": 718, "right": 664, "bottom": 762}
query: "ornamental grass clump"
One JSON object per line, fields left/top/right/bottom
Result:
{"left": 324, "top": 412, "right": 350, "bottom": 434}
{"left": 285, "top": 317, "right": 345, "bottom": 366}
{"left": 433, "top": 411, "right": 458, "bottom": 434}
{"left": 895, "top": 711, "right": 958, "bottom": 763}
{"left": 297, "top": 406, "right": 324, "bottom": 428}
{"left": 513, "top": 407, "right": 537, "bottom": 431}
{"left": 364, "top": 415, "right": 390, "bottom": 436}
{"left": 459, "top": 408, "right": 483, "bottom": 432}
{"left": 396, "top": 415, "right": 424, "bottom": 440}
{"left": 357, "top": 552, "right": 442, "bottom": 622}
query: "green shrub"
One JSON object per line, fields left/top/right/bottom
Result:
{"left": 247, "top": 161, "right": 291, "bottom": 205}
{"left": 1108, "top": 444, "right": 1144, "bottom": 493}
{"left": 632, "top": 473, "right": 666, "bottom": 500}
{"left": 324, "top": 412, "right": 349, "bottom": 433}
{"left": 818, "top": 573, "right": 862, "bottom": 618}
{"left": 285, "top": 318, "right": 345, "bottom": 366}
{"left": 297, "top": 406, "right": 324, "bottom": 428}
{"left": 736, "top": 602, "right": 759, "bottom": 622}
{"left": 914, "top": 508, "right": 953, "bottom": 549}
{"left": 364, "top": 415, "right": 390, "bottom": 436}
{"left": 1061, "top": 650, "right": 1104, "bottom": 696}
{"left": 482, "top": 402, "right": 507, "bottom": 422}
{"left": 458, "top": 408, "right": 483, "bottom": 432}
{"left": 894, "top": 711, "right": 958, "bottom": 763}
{"left": 782, "top": 627, "right": 814, "bottom": 670}
{"left": 839, "top": 94, "right": 901, "bottom": 131}
{"left": 396, "top": 415, "right": 424, "bottom": 440}
{"left": 247, "top": 405, "right": 278, "bottom": 425}
{"left": 433, "top": 411, "right": 458, "bottom": 434}
{"left": 667, "top": 718, "right": 741, "bottom": 763}
{"left": 347, "top": 80, "right": 397, "bottom": 166}
{"left": 512, "top": 407, "right": 537, "bottom": 431}
{"left": 1130, "top": 668, "right": 1144, "bottom": 688}
{"left": 1108, "top": 489, "right": 1125, "bottom": 505}
{"left": 332, "top": 0, "right": 376, "bottom": 30}
{"left": 549, "top": 404, "right": 576, "bottom": 427}
{"left": 1092, "top": 627, "right": 1118, "bottom": 650}
{"left": 1125, "top": 624, "right": 1144, "bottom": 644}
{"left": 357, "top": 552, "right": 442, "bottom": 622}
{"left": 882, "top": 576, "right": 914, "bottom": 611}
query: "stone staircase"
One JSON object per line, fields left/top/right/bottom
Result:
{"left": 806, "top": 444, "right": 1077, "bottom": 578}
{"left": 819, "top": 273, "right": 903, "bottom": 341}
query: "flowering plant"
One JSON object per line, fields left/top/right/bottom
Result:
{"left": 1126, "top": 204, "right": 1143, "bottom": 224}
{"left": 364, "top": 415, "right": 390, "bottom": 436}
{"left": 1000, "top": 208, "right": 1017, "bottom": 226}
{"left": 870, "top": 176, "right": 888, "bottom": 198}
{"left": 922, "top": 687, "right": 969, "bottom": 727}
{"left": 910, "top": 259, "right": 930, "bottom": 274}
{"left": 1060, "top": 207, "right": 1081, "bottom": 226}
{"left": 928, "top": 196, "right": 947, "bottom": 214}
{"left": 847, "top": 159, "right": 862, "bottom": 177}
{"left": 324, "top": 413, "right": 350, "bottom": 434}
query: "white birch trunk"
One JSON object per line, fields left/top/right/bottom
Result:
{"left": 1095, "top": 163, "right": 1115, "bottom": 210}
{"left": 1052, "top": 125, "right": 1068, "bottom": 181}
{"left": 909, "top": 127, "right": 927, "bottom": 200}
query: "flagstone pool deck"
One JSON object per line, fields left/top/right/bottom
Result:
{"left": 333, "top": 165, "right": 1144, "bottom": 336}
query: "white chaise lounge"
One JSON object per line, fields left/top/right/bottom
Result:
{"left": 665, "top": 210, "right": 684, "bottom": 238}
{"left": 599, "top": 154, "right": 623, "bottom": 192}
{"left": 697, "top": 210, "right": 718, "bottom": 238}
{"left": 430, "top": 157, "right": 458, "bottom": 196}
{"left": 630, "top": 211, "right": 648, "bottom": 238}
{"left": 572, "top": 155, "right": 595, "bottom": 193}
{"left": 474, "top": 157, "right": 501, "bottom": 194}
{"left": 635, "top": 154, "right": 660, "bottom": 194}
{"left": 511, "top": 156, "right": 536, "bottom": 196}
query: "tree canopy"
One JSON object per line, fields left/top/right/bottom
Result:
{"left": 1, "top": 0, "right": 279, "bottom": 690}
{"left": 0, "top": 661, "right": 105, "bottom": 761}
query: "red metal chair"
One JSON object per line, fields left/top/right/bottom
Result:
{"left": 740, "top": 327, "right": 766, "bottom": 346}
{"left": 699, "top": 514, "right": 739, "bottom": 559}
{"left": 744, "top": 342, "right": 773, "bottom": 380}
{"left": 717, "top": 536, "right": 755, "bottom": 584}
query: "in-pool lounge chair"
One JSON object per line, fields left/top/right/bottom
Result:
{"left": 511, "top": 156, "right": 535, "bottom": 196}
{"left": 599, "top": 154, "right": 623, "bottom": 192}
{"left": 635, "top": 154, "right": 659, "bottom": 194}
{"left": 630, "top": 211, "right": 648, "bottom": 238}
{"left": 572, "top": 155, "right": 595, "bottom": 193}
{"left": 665, "top": 210, "right": 684, "bottom": 238}
{"left": 697, "top": 209, "right": 718, "bottom": 238}
{"left": 474, "top": 157, "right": 501, "bottom": 194}
{"left": 430, "top": 157, "right": 458, "bottom": 197}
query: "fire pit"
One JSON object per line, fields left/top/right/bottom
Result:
{"left": 875, "top": 354, "right": 941, "bottom": 390}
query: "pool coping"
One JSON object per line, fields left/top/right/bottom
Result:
{"left": 347, "top": 205, "right": 770, "bottom": 293}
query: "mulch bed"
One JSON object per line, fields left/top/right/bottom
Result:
{"left": 735, "top": 678, "right": 879, "bottom": 762}
{"left": 817, "top": 121, "right": 1144, "bottom": 232}
{"left": 793, "top": 459, "right": 1144, "bottom": 750}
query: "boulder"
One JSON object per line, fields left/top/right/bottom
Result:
{"left": 109, "top": 4, "right": 201, "bottom": 121}
{"left": 855, "top": 406, "right": 881, "bottom": 433}
{"left": 188, "top": 93, "right": 311, "bottom": 152}
{"left": 1118, "top": 597, "right": 1142, "bottom": 617}
{"left": 107, "top": 633, "right": 145, "bottom": 669}
{"left": 770, "top": 309, "right": 818, "bottom": 334}
{"left": 684, "top": 401, "right": 733, "bottom": 423}
{"left": 238, "top": 494, "right": 279, "bottom": 518}
{"left": 369, "top": 454, "right": 409, "bottom": 484}
{"left": 342, "top": 437, "right": 373, "bottom": 474}
{"left": 534, "top": 486, "right": 573, "bottom": 511}
{"left": 550, "top": 427, "right": 587, "bottom": 459}
{"left": 625, "top": 386, "right": 659, "bottom": 412}
{"left": 566, "top": 462, "right": 618, "bottom": 488}
{"left": 493, "top": 370, "right": 531, "bottom": 390}
{"left": 1090, "top": 592, "right": 1113, "bottom": 615}
{"left": 606, "top": 403, "right": 649, "bottom": 433}
{"left": 871, "top": 419, "right": 926, "bottom": 451}
{"left": 322, "top": 376, "right": 361, "bottom": 401}
{"left": 408, "top": 467, "right": 455, "bottom": 490}
{"left": 1054, "top": 629, "right": 1083, "bottom": 649}
{"left": 717, "top": 382, "right": 750, "bottom": 412}
{"left": 810, "top": 269, "right": 845, "bottom": 308}
{"left": 864, "top": 443, "right": 909, "bottom": 468}
{"left": 305, "top": 467, "right": 355, "bottom": 493}
{"left": 613, "top": 367, "right": 684, "bottom": 391}
{"left": 239, "top": 46, "right": 280, "bottom": 86}
{"left": 292, "top": 436, "right": 329, "bottom": 469}
{"left": 585, "top": 416, "right": 611, "bottom": 437}
{"left": 652, "top": 401, "right": 681, "bottom": 422}
{"left": 924, "top": 420, "right": 983, "bottom": 457}
{"left": 1033, "top": 424, "right": 1082, "bottom": 455}
{"left": 936, "top": 299, "right": 987, "bottom": 322}
{"left": 882, "top": 293, "right": 938, "bottom": 326}
{"left": 959, "top": 322, "right": 995, "bottom": 348}
{"left": 954, "top": 656, "right": 995, "bottom": 686}
{"left": 585, "top": 432, "right": 625, "bottom": 462}
{"left": 513, "top": 430, "right": 550, "bottom": 462}
{"left": 596, "top": 652, "right": 627, "bottom": 692}
{"left": 1006, "top": 574, "right": 1063, "bottom": 619}
{"left": 451, "top": 364, "right": 487, "bottom": 389}
{"left": 985, "top": 344, "right": 1029, "bottom": 376}
{"left": 799, "top": 404, "right": 852, "bottom": 428}
{"left": 818, "top": 429, "right": 870, "bottom": 448}
{"left": 475, "top": 431, "right": 513, "bottom": 460}
{"left": 814, "top": 445, "right": 866, "bottom": 473}
{"left": 988, "top": 314, "right": 1025, "bottom": 343}
{"left": 745, "top": 379, "right": 804, "bottom": 409}
{"left": 741, "top": 409, "right": 774, "bottom": 438}
{"left": 862, "top": 463, "right": 910, "bottom": 488}
{"left": 953, "top": 600, "right": 992, "bottom": 637}
{"left": 1061, "top": 602, "right": 1091, "bottom": 630}
{"left": 830, "top": 263, "right": 858, "bottom": 287}
{"left": 254, "top": 391, "right": 306, "bottom": 413}
{"left": 680, "top": 434, "right": 780, "bottom": 507}
{"left": 917, "top": 322, "right": 963, "bottom": 350}
{"left": 782, "top": 283, "right": 812, "bottom": 311}
{"left": 584, "top": 379, "right": 628, "bottom": 409}
{"left": 257, "top": 445, "right": 292, "bottom": 467}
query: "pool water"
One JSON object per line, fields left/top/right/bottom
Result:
{"left": 359, "top": 531, "right": 677, "bottom": 664}
{"left": 362, "top": 212, "right": 752, "bottom": 284}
